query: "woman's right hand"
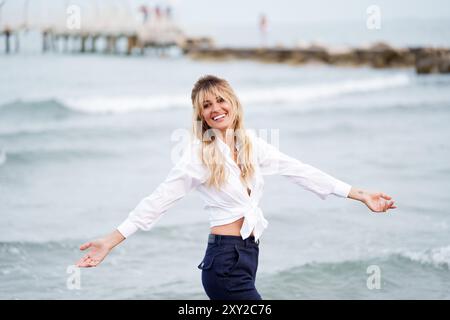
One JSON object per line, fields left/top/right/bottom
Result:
{"left": 76, "top": 230, "right": 125, "bottom": 268}
{"left": 76, "top": 238, "right": 112, "bottom": 268}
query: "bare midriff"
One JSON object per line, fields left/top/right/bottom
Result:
{"left": 210, "top": 216, "right": 255, "bottom": 237}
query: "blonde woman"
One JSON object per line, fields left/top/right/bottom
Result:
{"left": 75, "top": 75, "right": 396, "bottom": 300}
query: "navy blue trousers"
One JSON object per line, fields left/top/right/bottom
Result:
{"left": 198, "top": 234, "right": 262, "bottom": 300}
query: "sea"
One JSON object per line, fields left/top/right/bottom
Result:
{"left": 1, "top": 19, "right": 450, "bottom": 299}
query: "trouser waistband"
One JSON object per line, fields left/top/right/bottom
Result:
{"left": 208, "top": 234, "right": 259, "bottom": 246}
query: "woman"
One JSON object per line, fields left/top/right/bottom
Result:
{"left": 75, "top": 75, "right": 396, "bottom": 300}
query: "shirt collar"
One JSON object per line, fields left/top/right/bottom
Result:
{"left": 215, "top": 136, "right": 242, "bottom": 155}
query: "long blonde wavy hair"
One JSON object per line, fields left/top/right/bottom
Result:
{"left": 191, "top": 75, "right": 255, "bottom": 190}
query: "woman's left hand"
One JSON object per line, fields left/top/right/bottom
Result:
{"left": 363, "top": 192, "right": 397, "bottom": 213}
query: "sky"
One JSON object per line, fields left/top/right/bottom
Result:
{"left": 1, "top": 0, "right": 449, "bottom": 28}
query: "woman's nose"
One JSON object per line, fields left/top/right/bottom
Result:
{"left": 211, "top": 102, "right": 220, "bottom": 112}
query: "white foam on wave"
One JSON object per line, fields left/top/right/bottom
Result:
{"left": 241, "top": 74, "right": 410, "bottom": 106}
{"left": 400, "top": 245, "right": 450, "bottom": 269}
{"left": 59, "top": 74, "right": 411, "bottom": 114}
{"left": 62, "top": 94, "right": 190, "bottom": 114}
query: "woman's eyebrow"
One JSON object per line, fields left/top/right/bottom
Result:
{"left": 203, "top": 96, "right": 221, "bottom": 103}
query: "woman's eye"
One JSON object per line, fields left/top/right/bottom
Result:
{"left": 217, "top": 98, "right": 225, "bottom": 103}
{"left": 203, "top": 104, "right": 210, "bottom": 108}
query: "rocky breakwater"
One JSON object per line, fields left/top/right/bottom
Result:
{"left": 183, "top": 42, "right": 450, "bottom": 75}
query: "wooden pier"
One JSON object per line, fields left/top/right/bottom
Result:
{"left": 0, "top": 1, "right": 213, "bottom": 56}
{"left": 1, "top": 26, "right": 20, "bottom": 53}
{"left": 27, "top": 24, "right": 213, "bottom": 56}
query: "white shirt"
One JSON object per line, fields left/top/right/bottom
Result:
{"left": 117, "top": 130, "right": 352, "bottom": 242}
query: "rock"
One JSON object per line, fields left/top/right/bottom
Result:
{"left": 414, "top": 48, "right": 450, "bottom": 74}
{"left": 181, "top": 36, "right": 214, "bottom": 54}
{"left": 368, "top": 41, "right": 394, "bottom": 51}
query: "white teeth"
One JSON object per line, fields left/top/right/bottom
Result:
{"left": 213, "top": 114, "right": 226, "bottom": 121}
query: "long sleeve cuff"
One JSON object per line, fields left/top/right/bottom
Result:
{"left": 333, "top": 181, "right": 352, "bottom": 198}
{"left": 117, "top": 218, "right": 139, "bottom": 238}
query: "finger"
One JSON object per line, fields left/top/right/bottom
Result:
{"left": 80, "top": 242, "right": 92, "bottom": 251}
{"left": 384, "top": 200, "right": 395, "bottom": 212}
{"left": 381, "top": 193, "right": 392, "bottom": 200}
{"left": 387, "top": 200, "right": 393, "bottom": 209}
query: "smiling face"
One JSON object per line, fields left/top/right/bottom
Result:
{"left": 190, "top": 75, "right": 254, "bottom": 189}
{"left": 200, "top": 92, "right": 235, "bottom": 134}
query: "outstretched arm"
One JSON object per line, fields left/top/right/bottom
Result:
{"left": 75, "top": 140, "right": 205, "bottom": 268}
{"left": 76, "top": 230, "right": 125, "bottom": 268}
{"left": 348, "top": 187, "right": 397, "bottom": 213}
{"left": 255, "top": 135, "right": 352, "bottom": 199}
{"left": 254, "top": 135, "right": 397, "bottom": 212}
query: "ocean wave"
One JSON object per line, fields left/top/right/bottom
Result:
{"left": 0, "top": 240, "right": 79, "bottom": 277}
{"left": 2, "top": 74, "right": 409, "bottom": 116}
{"left": 263, "top": 247, "right": 450, "bottom": 299}
{"left": 62, "top": 94, "right": 190, "bottom": 114}
{"left": 67, "top": 75, "right": 410, "bottom": 113}
{"left": 240, "top": 74, "right": 411, "bottom": 106}
{"left": 269, "top": 245, "right": 450, "bottom": 279}
{"left": 398, "top": 245, "right": 450, "bottom": 270}
{"left": 0, "top": 99, "right": 82, "bottom": 121}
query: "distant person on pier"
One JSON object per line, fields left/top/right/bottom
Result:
{"left": 259, "top": 13, "right": 268, "bottom": 48}
{"left": 155, "top": 6, "right": 162, "bottom": 20}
